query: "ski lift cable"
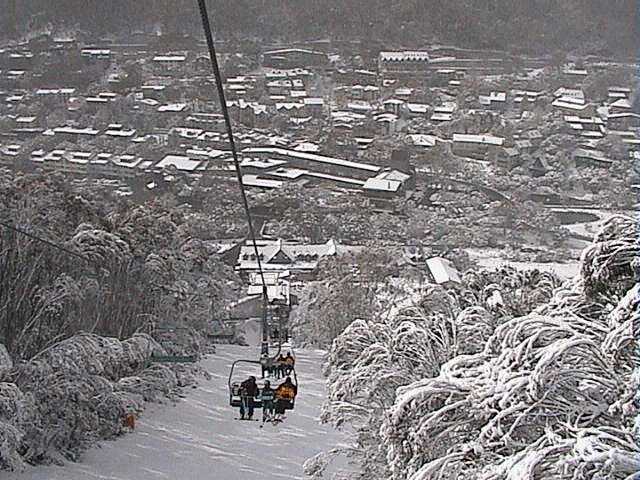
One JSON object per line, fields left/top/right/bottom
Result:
{"left": 0, "top": 219, "right": 91, "bottom": 263}
{"left": 195, "top": 0, "right": 269, "bottom": 308}
{"left": 0, "top": 220, "right": 192, "bottom": 298}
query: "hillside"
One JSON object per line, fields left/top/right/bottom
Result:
{"left": 2, "top": 0, "right": 638, "bottom": 55}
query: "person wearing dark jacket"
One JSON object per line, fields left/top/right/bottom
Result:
{"left": 283, "top": 352, "right": 295, "bottom": 376}
{"left": 239, "top": 376, "right": 258, "bottom": 420}
{"left": 276, "top": 354, "right": 287, "bottom": 379}
{"left": 260, "top": 380, "right": 276, "bottom": 422}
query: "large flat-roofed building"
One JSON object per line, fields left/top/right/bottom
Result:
{"left": 452, "top": 133, "right": 505, "bottom": 159}
{"left": 241, "top": 147, "right": 381, "bottom": 180}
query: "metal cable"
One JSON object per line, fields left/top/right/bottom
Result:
{"left": 196, "top": 0, "right": 269, "bottom": 296}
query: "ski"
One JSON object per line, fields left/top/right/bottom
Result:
{"left": 234, "top": 418, "right": 259, "bottom": 421}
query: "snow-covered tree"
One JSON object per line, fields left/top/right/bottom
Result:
{"left": 315, "top": 216, "right": 637, "bottom": 480}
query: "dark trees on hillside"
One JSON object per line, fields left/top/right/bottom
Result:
{"left": 1, "top": 0, "right": 637, "bottom": 55}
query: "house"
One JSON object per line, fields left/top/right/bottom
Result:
{"left": 156, "top": 154, "right": 203, "bottom": 173}
{"left": 405, "top": 103, "right": 429, "bottom": 117}
{"left": 452, "top": 133, "right": 504, "bottom": 159}
{"left": 562, "top": 68, "right": 588, "bottom": 85}
{"left": 573, "top": 148, "right": 613, "bottom": 168}
{"left": 495, "top": 146, "right": 520, "bottom": 171}
{"left": 406, "top": 134, "right": 437, "bottom": 150}
{"left": 362, "top": 177, "right": 402, "bottom": 199}
{"left": 81, "top": 49, "right": 112, "bottom": 63}
{"left": 362, "top": 169, "right": 412, "bottom": 200}
{"left": 553, "top": 88, "right": 585, "bottom": 102}
{"left": 528, "top": 156, "right": 551, "bottom": 177}
{"left": 609, "top": 98, "right": 632, "bottom": 114}
{"left": 523, "top": 129, "right": 543, "bottom": 146}
{"left": 431, "top": 102, "right": 456, "bottom": 123}
{"left": 52, "top": 126, "right": 99, "bottom": 142}
{"left": 552, "top": 97, "right": 592, "bottom": 114}
{"left": 479, "top": 91, "right": 506, "bottom": 111}
{"left": 242, "top": 174, "right": 284, "bottom": 190}
{"left": 374, "top": 113, "right": 399, "bottom": 135}
{"left": 152, "top": 55, "right": 187, "bottom": 72}
{"left": 564, "top": 115, "right": 607, "bottom": 139}
{"left": 382, "top": 98, "right": 404, "bottom": 115}
{"left": 303, "top": 97, "right": 324, "bottom": 117}
{"left": 607, "top": 112, "right": 640, "bottom": 130}
{"left": 425, "top": 257, "right": 461, "bottom": 287}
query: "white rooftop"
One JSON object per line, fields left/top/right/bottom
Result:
{"left": 426, "top": 257, "right": 461, "bottom": 284}
{"left": 156, "top": 154, "right": 202, "bottom": 172}
{"left": 453, "top": 133, "right": 504, "bottom": 146}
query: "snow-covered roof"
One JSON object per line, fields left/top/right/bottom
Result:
{"left": 53, "top": 126, "right": 99, "bottom": 135}
{"left": 241, "top": 147, "right": 380, "bottom": 173}
{"left": 552, "top": 98, "right": 588, "bottom": 111}
{"left": 153, "top": 55, "right": 186, "bottom": 62}
{"left": 431, "top": 113, "right": 452, "bottom": 122}
{"left": 426, "top": 257, "right": 461, "bottom": 284}
{"left": 293, "top": 142, "right": 320, "bottom": 152}
{"left": 242, "top": 175, "right": 284, "bottom": 189}
{"left": 156, "top": 154, "right": 202, "bottom": 172}
{"left": 363, "top": 178, "right": 401, "bottom": 192}
{"left": 236, "top": 239, "right": 338, "bottom": 271}
{"left": 406, "top": 103, "right": 429, "bottom": 114}
{"left": 610, "top": 98, "right": 632, "bottom": 109}
{"left": 407, "top": 134, "right": 437, "bottom": 147}
{"left": 303, "top": 97, "right": 324, "bottom": 106}
{"left": 158, "top": 103, "right": 187, "bottom": 112}
{"left": 380, "top": 51, "right": 430, "bottom": 62}
{"left": 553, "top": 88, "right": 585, "bottom": 100}
{"left": 452, "top": 133, "right": 504, "bottom": 146}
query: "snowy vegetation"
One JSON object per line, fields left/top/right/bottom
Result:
{"left": 309, "top": 215, "right": 638, "bottom": 479}
{"left": 0, "top": 332, "right": 209, "bottom": 470}
{"left": 0, "top": 170, "right": 240, "bottom": 359}
{"left": 0, "top": 170, "right": 239, "bottom": 471}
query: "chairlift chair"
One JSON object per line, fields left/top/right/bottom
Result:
{"left": 228, "top": 359, "right": 298, "bottom": 410}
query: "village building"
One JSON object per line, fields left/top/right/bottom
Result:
{"left": 378, "top": 51, "right": 430, "bottom": 73}
{"left": 262, "top": 49, "right": 329, "bottom": 69}
{"left": 452, "top": 133, "right": 504, "bottom": 159}
{"left": 527, "top": 155, "right": 551, "bottom": 177}
{"left": 235, "top": 238, "right": 341, "bottom": 281}
{"left": 241, "top": 146, "right": 381, "bottom": 180}
{"left": 573, "top": 148, "right": 613, "bottom": 168}
{"left": 152, "top": 55, "right": 187, "bottom": 73}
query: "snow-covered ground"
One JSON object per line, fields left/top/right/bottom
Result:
{"left": 7, "top": 344, "right": 348, "bottom": 480}
{"left": 467, "top": 248, "right": 581, "bottom": 280}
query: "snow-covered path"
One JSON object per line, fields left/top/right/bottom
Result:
{"left": 8, "top": 345, "right": 347, "bottom": 480}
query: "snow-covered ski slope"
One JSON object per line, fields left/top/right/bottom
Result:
{"left": 8, "top": 344, "right": 348, "bottom": 480}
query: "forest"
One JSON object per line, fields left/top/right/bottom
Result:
{"left": 2, "top": 0, "right": 638, "bottom": 55}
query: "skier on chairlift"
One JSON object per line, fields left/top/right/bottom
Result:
{"left": 283, "top": 352, "right": 295, "bottom": 376}
{"left": 276, "top": 353, "right": 287, "bottom": 379}
{"left": 273, "top": 376, "right": 297, "bottom": 421}
{"left": 260, "top": 380, "right": 275, "bottom": 422}
{"left": 261, "top": 353, "right": 275, "bottom": 378}
{"left": 239, "top": 376, "right": 258, "bottom": 420}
